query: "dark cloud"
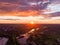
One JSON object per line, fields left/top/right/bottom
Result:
{"left": 51, "top": 0, "right": 60, "bottom": 4}
{"left": 0, "top": 0, "right": 18, "bottom": 3}
{"left": 0, "top": 2, "right": 19, "bottom": 12}
{"left": 0, "top": 6, "right": 15, "bottom": 12}
{"left": 50, "top": 12, "right": 60, "bottom": 17}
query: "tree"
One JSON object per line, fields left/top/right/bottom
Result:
{"left": 27, "top": 26, "right": 60, "bottom": 45}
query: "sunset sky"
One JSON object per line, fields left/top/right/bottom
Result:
{"left": 0, "top": 0, "right": 60, "bottom": 24}
{"left": 0, "top": 0, "right": 59, "bottom": 16}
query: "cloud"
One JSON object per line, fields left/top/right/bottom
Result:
{"left": 0, "top": 2, "right": 40, "bottom": 16}
{"left": 0, "top": 0, "right": 18, "bottom": 3}
{"left": 0, "top": 0, "right": 54, "bottom": 16}
{"left": 51, "top": 0, "right": 60, "bottom": 4}
{"left": 0, "top": 10, "right": 40, "bottom": 16}
{"left": 0, "top": 2, "right": 20, "bottom": 12}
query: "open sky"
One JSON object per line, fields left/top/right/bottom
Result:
{"left": 0, "top": 0, "right": 60, "bottom": 16}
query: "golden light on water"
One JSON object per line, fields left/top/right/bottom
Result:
{"left": 29, "top": 29, "right": 35, "bottom": 33}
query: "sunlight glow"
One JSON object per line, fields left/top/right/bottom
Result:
{"left": 30, "top": 21, "right": 34, "bottom": 24}
{"left": 0, "top": 16, "right": 60, "bottom": 24}
{"left": 51, "top": 16, "right": 60, "bottom": 20}
{"left": 0, "top": 16, "right": 45, "bottom": 20}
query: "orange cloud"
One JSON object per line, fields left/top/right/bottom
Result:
{"left": 0, "top": 10, "right": 40, "bottom": 16}
{"left": 15, "top": 10, "right": 39, "bottom": 16}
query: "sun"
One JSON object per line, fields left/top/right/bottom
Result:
{"left": 30, "top": 21, "right": 34, "bottom": 24}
